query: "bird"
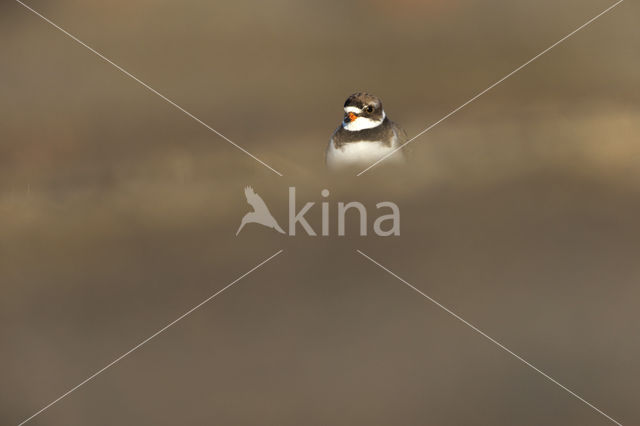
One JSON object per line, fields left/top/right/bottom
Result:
{"left": 236, "top": 186, "right": 285, "bottom": 236}
{"left": 326, "top": 92, "right": 407, "bottom": 170}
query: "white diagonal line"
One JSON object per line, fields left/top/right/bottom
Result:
{"left": 17, "top": 249, "right": 284, "bottom": 426}
{"left": 15, "top": 0, "right": 283, "bottom": 177}
{"left": 356, "top": 249, "right": 623, "bottom": 425}
{"left": 357, "top": 0, "right": 624, "bottom": 176}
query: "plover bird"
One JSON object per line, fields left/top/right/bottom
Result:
{"left": 326, "top": 92, "right": 406, "bottom": 170}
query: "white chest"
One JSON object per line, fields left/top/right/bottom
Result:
{"left": 326, "top": 140, "right": 405, "bottom": 170}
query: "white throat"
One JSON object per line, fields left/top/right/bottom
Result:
{"left": 342, "top": 108, "right": 385, "bottom": 131}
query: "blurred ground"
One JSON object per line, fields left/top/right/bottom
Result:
{"left": 1, "top": 0, "right": 639, "bottom": 425}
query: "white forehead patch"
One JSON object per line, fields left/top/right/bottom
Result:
{"left": 344, "top": 106, "right": 363, "bottom": 114}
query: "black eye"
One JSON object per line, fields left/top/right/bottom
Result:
{"left": 365, "top": 105, "right": 374, "bottom": 113}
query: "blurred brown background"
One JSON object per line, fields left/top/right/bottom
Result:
{"left": 1, "top": 0, "right": 639, "bottom": 425}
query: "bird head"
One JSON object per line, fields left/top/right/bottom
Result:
{"left": 342, "top": 92, "right": 386, "bottom": 131}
